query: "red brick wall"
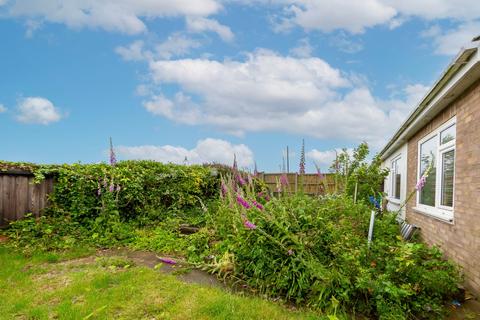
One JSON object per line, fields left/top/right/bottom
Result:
{"left": 406, "top": 80, "right": 480, "bottom": 294}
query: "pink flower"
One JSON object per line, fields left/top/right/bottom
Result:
{"left": 280, "top": 174, "right": 289, "bottom": 186}
{"left": 252, "top": 200, "right": 264, "bottom": 211}
{"left": 109, "top": 137, "right": 117, "bottom": 166}
{"left": 243, "top": 220, "right": 257, "bottom": 230}
{"left": 158, "top": 257, "right": 176, "bottom": 265}
{"left": 314, "top": 162, "right": 324, "bottom": 180}
{"left": 221, "top": 182, "right": 228, "bottom": 198}
{"left": 237, "top": 174, "right": 246, "bottom": 186}
{"left": 109, "top": 183, "right": 115, "bottom": 193}
{"left": 415, "top": 175, "right": 427, "bottom": 191}
{"left": 287, "top": 249, "right": 294, "bottom": 256}
{"left": 236, "top": 195, "right": 251, "bottom": 209}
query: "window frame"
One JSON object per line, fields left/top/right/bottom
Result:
{"left": 414, "top": 117, "right": 456, "bottom": 222}
{"left": 390, "top": 155, "right": 402, "bottom": 201}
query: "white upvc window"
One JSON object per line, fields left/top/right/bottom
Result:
{"left": 390, "top": 156, "right": 401, "bottom": 200}
{"left": 415, "top": 117, "right": 456, "bottom": 222}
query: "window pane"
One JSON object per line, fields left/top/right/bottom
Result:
{"left": 440, "top": 124, "right": 456, "bottom": 144}
{"left": 391, "top": 162, "right": 396, "bottom": 197}
{"left": 441, "top": 150, "right": 455, "bottom": 207}
{"left": 419, "top": 136, "right": 437, "bottom": 206}
{"left": 391, "top": 158, "right": 401, "bottom": 199}
{"left": 395, "top": 173, "right": 401, "bottom": 199}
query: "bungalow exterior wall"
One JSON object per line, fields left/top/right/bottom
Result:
{"left": 382, "top": 143, "right": 408, "bottom": 220}
{"left": 400, "top": 79, "right": 480, "bottom": 294}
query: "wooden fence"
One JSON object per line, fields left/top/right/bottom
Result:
{"left": 0, "top": 170, "right": 54, "bottom": 226}
{"left": 0, "top": 169, "right": 334, "bottom": 225}
{"left": 257, "top": 173, "right": 336, "bottom": 195}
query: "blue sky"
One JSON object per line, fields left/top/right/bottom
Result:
{"left": 1, "top": 1, "right": 479, "bottom": 172}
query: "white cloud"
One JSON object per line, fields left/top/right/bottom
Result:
{"left": 385, "top": 0, "right": 480, "bottom": 21}
{"left": 16, "top": 97, "right": 62, "bottom": 125}
{"left": 116, "top": 34, "right": 202, "bottom": 62}
{"left": 0, "top": 104, "right": 7, "bottom": 113}
{"left": 280, "top": 0, "right": 397, "bottom": 34}
{"left": 24, "top": 19, "right": 42, "bottom": 37}
{"left": 116, "top": 138, "right": 254, "bottom": 167}
{"left": 155, "top": 34, "right": 202, "bottom": 59}
{"left": 307, "top": 148, "right": 353, "bottom": 170}
{"left": 140, "top": 50, "right": 427, "bottom": 148}
{"left": 289, "top": 38, "right": 313, "bottom": 58}
{"left": 115, "top": 40, "right": 148, "bottom": 61}
{"left": 4, "top": 0, "right": 222, "bottom": 34}
{"left": 421, "top": 21, "right": 480, "bottom": 55}
{"left": 186, "top": 17, "right": 234, "bottom": 42}
{"left": 329, "top": 32, "right": 363, "bottom": 53}
{"left": 135, "top": 84, "right": 151, "bottom": 96}
{"left": 267, "top": 0, "right": 480, "bottom": 38}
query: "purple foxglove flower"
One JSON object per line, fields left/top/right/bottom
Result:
{"left": 280, "top": 174, "right": 289, "bottom": 186}
{"left": 158, "top": 257, "right": 176, "bottom": 265}
{"left": 237, "top": 174, "right": 246, "bottom": 186}
{"left": 221, "top": 182, "right": 228, "bottom": 198}
{"left": 299, "top": 139, "right": 306, "bottom": 174}
{"left": 109, "top": 183, "right": 115, "bottom": 193}
{"left": 287, "top": 249, "right": 294, "bottom": 256}
{"left": 236, "top": 195, "right": 251, "bottom": 209}
{"left": 109, "top": 137, "right": 117, "bottom": 166}
{"left": 233, "top": 154, "right": 238, "bottom": 171}
{"left": 314, "top": 162, "right": 324, "bottom": 180}
{"left": 252, "top": 200, "right": 264, "bottom": 211}
{"left": 415, "top": 175, "right": 427, "bottom": 191}
{"left": 243, "top": 220, "right": 257, "bottom": 230}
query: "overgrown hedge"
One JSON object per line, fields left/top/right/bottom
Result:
{"left": 208, "top": 175, "right": 462, "bottom": 319}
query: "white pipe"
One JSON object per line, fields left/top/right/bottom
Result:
{"left": 368, "top": 210, "right": 376, "bottom": 248}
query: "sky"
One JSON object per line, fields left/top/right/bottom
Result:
{"left": 1, "top": 1, "right": 479, "bottom": 172}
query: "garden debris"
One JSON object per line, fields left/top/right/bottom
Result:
{"left": 179, "top": 224, "right": 200, "bottom": 234}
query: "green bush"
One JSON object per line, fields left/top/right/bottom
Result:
{"left": 46, "top": 160, "right": 219, "bottom": 222}
{"left": 208, "top": 177, "right": 461, "bottom": 319}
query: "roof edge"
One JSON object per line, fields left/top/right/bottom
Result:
{"left": 379, "top": 40, "right": 480, "bottom": 160}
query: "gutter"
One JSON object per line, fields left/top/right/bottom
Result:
{"left": 379, "top": 40, "right": 479, "bottom": 160}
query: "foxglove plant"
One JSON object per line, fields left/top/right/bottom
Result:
{"left": 395, "top": 161, "right": 433, "bottom": 215}
{"left": 237, "top": 174, "right": 246, "bottom": 186}
{"left": 252, "top": 200, "right": 264, "bottom": 211}
{"left": 232, "top": 154, "right": 238, "bottom": 171}
{"left": 109, "top": 137, "right": 117, "bottom": 166}
{"left": 299, "top": 139, "right": 306, "bottom": 174}
{"left": 236, "top": 195, "right": 251, "bottom": 209}
{"left": 243, "top": 219, "right": 257, "bottom": 230}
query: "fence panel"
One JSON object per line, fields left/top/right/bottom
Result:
{"left": 258, "top": 172, "right": 335, "bottom": 195}
{"left": 0, "top": 170, "right": 54, "bottom": 226}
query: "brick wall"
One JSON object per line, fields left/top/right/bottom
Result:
{"left": 406, "top": 80, "right": 480, "bottom": 294}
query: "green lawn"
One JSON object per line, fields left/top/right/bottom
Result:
{"left": 0, "top": 246, "right": 321, "bottom": 320}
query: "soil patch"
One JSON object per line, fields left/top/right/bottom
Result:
{"left": 97, "top": 248, "right": 226, "bottom": 289}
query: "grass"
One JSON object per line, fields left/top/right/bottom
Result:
{"left": 0, "top": 246, "right": 321, "bottom": 320}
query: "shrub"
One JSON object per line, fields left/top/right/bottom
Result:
{"left": 207, "top": 175, "right": 461, "bottom": 319}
